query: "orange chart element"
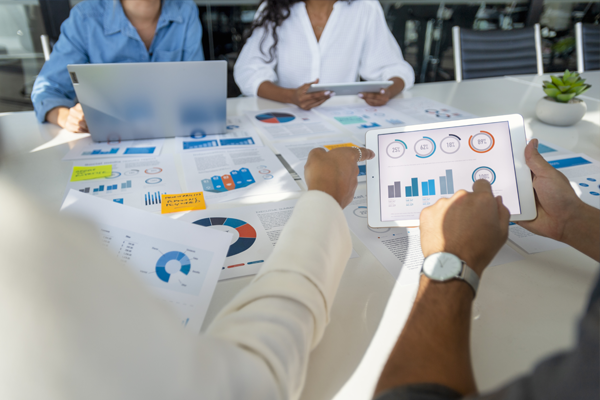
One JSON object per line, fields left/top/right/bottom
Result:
{"left": 469, "top": 131, "right": 495, "bottom": 153}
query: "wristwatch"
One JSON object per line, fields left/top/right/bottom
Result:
{"left": 422, "top": 252, "right": 479, "bottom": 296}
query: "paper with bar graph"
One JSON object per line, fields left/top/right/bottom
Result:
{"left": 60, "top": 190, "right": 231, "bottom": 333}
{"left": 175, "top": 116, "right": 263, "bottom": 152}
{"left": 181, "top": 147, "right": 300, "bottom": 203}
{"left": 64, "top": 156, "right": 182, "bottom": 212}
{"left": 62, "top": 137, "right": 163, "bottom": 160}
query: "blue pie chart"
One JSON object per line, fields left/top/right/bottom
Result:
{"left": 155, "top": 251, "right": 191, "bottom": 283}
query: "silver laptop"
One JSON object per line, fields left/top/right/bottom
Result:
{"left": 67, "top": 61, "right": 227, "bottom": 142}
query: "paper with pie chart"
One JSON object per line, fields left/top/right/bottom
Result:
{"left": 181, "top": 147, "right": 300, "bottom": 203}
{"left": 175, "top": 116, "right": 263, "bottom": 152}
{"left": 378, "top": 121, "right": 521, "bottom": 222}
{"left": 60, "top": 190, "right": 231, "bottom": 333}
{"left": 180, "top": 200, "right": 299, "bottom": 280}
{"left": 248, "top": 108, "right": 338, "bottom": 142}
{"left": 65, "top": 156, "right": 182, "bottom": 213}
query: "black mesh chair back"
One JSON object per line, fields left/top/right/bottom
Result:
{"left": 576, "top": 23, "right": 600, "bottom": 72}
{"left": 453, "top": 24, "right": 543, "bottom": 81}
{"left": 39, "top": 0, "right": 71, "bottom": 46}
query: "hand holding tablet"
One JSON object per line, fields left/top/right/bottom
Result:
{"left": 307, "top": 81, "right": 393, "bottom": 96}
{"left": 365, "top": 114, "right": 537, "bottom": 227}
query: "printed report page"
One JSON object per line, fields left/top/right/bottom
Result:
{"left": 378, "top": 121, "right": 522, "bottom": 222}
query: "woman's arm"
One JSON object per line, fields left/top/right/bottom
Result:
{"left": 31, "top": 6, "right": 89, "bottom": 124}
{"left": 257, "top": 80, "right": 333, "bottom": 110}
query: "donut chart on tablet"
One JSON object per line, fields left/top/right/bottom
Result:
{"left": 193, "top": 217, "right": 257, "bottom": 257}
{"left": 256, "top": 112, "right": 296, "bottom": 124}
{"left": 469, "top": 131, "right": 495, "bottom": 153}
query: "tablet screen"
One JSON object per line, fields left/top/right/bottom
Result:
{"left": 378, "top": 121, "right": 522, "bottom": 222}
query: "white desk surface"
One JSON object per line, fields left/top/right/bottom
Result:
{"left": 0, "top": 72, "right": 599, "bottom": 400}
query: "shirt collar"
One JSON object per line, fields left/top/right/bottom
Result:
{"left": 103, "top": 0, "right": 183, "bottom": 36}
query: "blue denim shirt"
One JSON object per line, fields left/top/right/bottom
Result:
{"left": 31, "top": 0, "right": 204, "bottom": 123}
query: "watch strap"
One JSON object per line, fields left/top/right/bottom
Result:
{"left": 459, "top": 262, "right": 479, "bottom": 296}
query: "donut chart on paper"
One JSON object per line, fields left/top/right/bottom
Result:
{"left": 193, "top": 217, "right": 257, "bottom": 257}
{"left": 255, "top": 112, "right": 296, "bottom": 124}
{"left": 155, "top": 251, "right": 191, "bottom": 283}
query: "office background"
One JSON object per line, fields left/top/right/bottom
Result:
{"left": 0, "top": 0, "right": 598, "bottom": 113}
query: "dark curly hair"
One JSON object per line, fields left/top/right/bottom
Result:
{"left": 247, "top": 0, "right": 352, "bottom": 63}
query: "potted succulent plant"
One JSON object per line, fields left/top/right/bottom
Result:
{"left": 536, "top": 70, "right": 591, "bottom": 126}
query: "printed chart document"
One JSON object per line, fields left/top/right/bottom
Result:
{"left": 345, "top": 188, "right": 524, "bottom": 284}
{"left": 316, "top": 104, "right": 422, "bottom": 139}
{"left": 179, "top": 199, "right": 359, "bottom": 280}
{"left": 536, "top": 139, "right": 572, "bottom": 159}
{"left": 181, "top": 147, "right": 300, "bottom": 203}
{"left": 65, "top": 156, "right": 182, "bottom": 212}
{"left": 180, "top": 199, "right": 298, "bottom": 280}
{"left": 546, "top": 153, "right": 600, "bottom": 209}
{"left": 390, "top": 97, "right": 477, "bottom": 123}
{"left": 61, "top": 190, "right": 231, "bottom": 333}
{"left": 175, "top": 116, "right": 263, "bottom": 152}
{"left": 275, "top": 136, "right": 367, "bottom": 183}
{"left": 508, "top": 222, "right": 567, "bottom": 254}
{"left": 247, "top": 108, "right": 339, "bottom": 142}
{"left": 63, "top": 137, "right": 163, "bottom": 160}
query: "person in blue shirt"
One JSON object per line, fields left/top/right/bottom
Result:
{"left": 32, "top": 0, "right": 204, "bottom": 133}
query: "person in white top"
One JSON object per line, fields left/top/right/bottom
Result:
{"left": 234, "top": 0, "right": 415, "bottom": 110}
{"left": 0, "top": 146, "right": 374, "bottom": 400}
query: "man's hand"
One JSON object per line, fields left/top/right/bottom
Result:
{"left": 518, "top": 139, "right": 600, "bottom": 261}
{"left": 290, "top": 79, "right": 334, "bottom": 110}
{"left": 47, "top": 103, "right": 89, "bottom": 133}
{"left": 420, "top": 180, "right": 510, "bottom": 275}
{"left": 517, "top": 139, "right": 585, "bottom": 241}
{"left": 304, "top": 146, "right": 374, "bottom": 209}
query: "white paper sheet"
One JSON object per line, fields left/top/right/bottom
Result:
{"left": 389, "top": 97, "right": 478, "bottom": 123}
{"left": 175, "top": 116, "right": 263, "bottom": 152}
{"left": 60, "top": 190, "right": 231, "bottom": 333}
{"left": 275, "top": 136, "right": 367, "bottom": 183}
{"left": 181, "top": 146, "right": 300, "bottom": 203}
{"left": 179, "top": 199, "right": 298, "bottom": 280}
{"left": 247, "top": 108, "right": 339, "bottom": 142}
{"left": 545, "top": 153, "right": 600, "bottom": 209}
{"left": 65, "top": 156, "right": 182, "bottom": 212}
{"left": 536, "top": 139, "right": 572, "bottom": 159}
{"left": 179, "top": 199, "right": 359, "bottom": 281}
{"left": 508, "top": 223, "right": 567, "bottom": 254}
{"left": 345, "top": 188, "right": 523, "bottom": 283}
{"left": 62, "top": 137, "right": 164, "bottom": 160}
{"left": 316, "top": 104, "right": 423, "bottom": 140}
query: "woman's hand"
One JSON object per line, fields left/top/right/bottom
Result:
{"left": 47, "top": 103, "right": 89, "bottom": 133}
{"left": 358, "top": 77, "right": 405, "bottom": 107}
{"left": 304, "top": 146, "right": 374, "bottom": 208}
{"left": 290, "top": 79, "right": 334, "bottom": 110}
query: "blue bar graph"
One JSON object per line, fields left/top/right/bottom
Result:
{"left": 439, "top": 170, "right": 455, "bottom": 195}
{"left": 405, "top": 186, "right": 412, "bottom": 197}
{"left": 388, "top": 181, "right": 403, "bottom": 198}
{"left": 82, "top": 148, "right": 119, "bottom": 156}
{"left": 428, "top": 180, "right": 435, "bottom": 195}
{"left": 144, "top": 191, "right": 166, "bottom": 206}
{"left": 405, "top": 178, "right": 419, "bottom": 197}
{"left": 422, "top": 181, "right": 429, "bottom": 196}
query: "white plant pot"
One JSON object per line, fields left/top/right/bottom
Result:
{"left": 535, "top": 96, "right": 587, "bottom": 127}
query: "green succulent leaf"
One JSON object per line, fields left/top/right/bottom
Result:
{"left": 571, "top": 81, "right": 584, "bottom": 88}
{"left": 557, "top": 92, "right": 577, "bottom": 102}
{"left": 565, "top": 75, "right": 579, "bottom": 84}
{"left": 558, "top": 85, "right": 571, "bottom": 92}
{"left": 550, "top": 75, "right": 564, "bottom": 86}
{"left": 576, "top": 85, "right": 590, "bottom": 95}
{"left": 543, "top": 82, "right": 558, "bottom": 90}
{"left": 544, "top": 88, "right": 561, "bottom": 97}
{"left": 563, "top": 70, "right": 571, "bottom": 80}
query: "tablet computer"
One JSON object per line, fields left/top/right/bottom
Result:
{"left": 306, "top": 81, "right": 393, "bottom": 95}
{"left": 366, "top": 114, "right": 537, "bottom": 228}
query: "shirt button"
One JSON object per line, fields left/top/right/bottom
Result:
{"left": 149, "top": 52, "right": 153, "bottom": 58}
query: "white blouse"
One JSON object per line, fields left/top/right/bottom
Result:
{"left": 0, "top": 176, "right": 352, "bottom": 400}
{"left": 234, "top": 0, "right": 415, "bottom": 96}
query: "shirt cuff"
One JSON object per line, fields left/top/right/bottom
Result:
{"left": 34, "top": 96, "right": 76, "bottom": 124}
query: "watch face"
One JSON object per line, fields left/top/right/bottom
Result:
{"left": 422, "top": 252, "right": 462, "bottom": 281}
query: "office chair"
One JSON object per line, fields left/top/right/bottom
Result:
{"left": 38, "top": 0, "right": 71, "bottom": 61}
{"left": 575, "top": 22, "right": 600, "bottom": 72}
{"left": 452, "top": 24, "right": 543, "bottom": 82}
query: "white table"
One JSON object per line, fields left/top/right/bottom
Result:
{"left": 0, "top": 72, "right": 599, "bottom": 400}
